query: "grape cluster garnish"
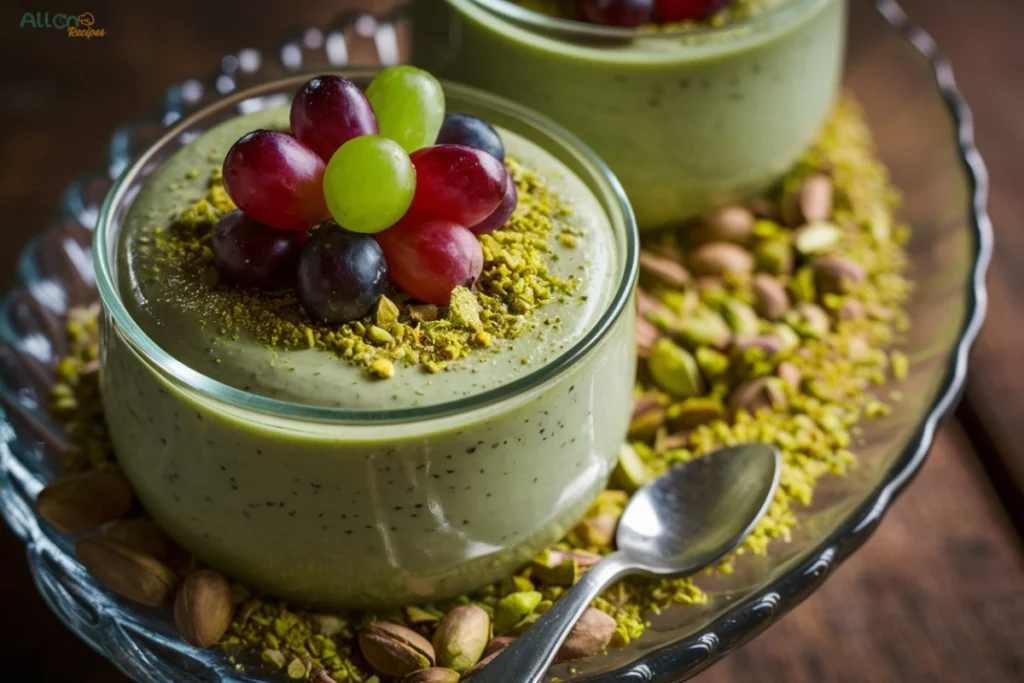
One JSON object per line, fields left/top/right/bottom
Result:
{"left": 215, "top": 67, "right": 518, "bottom": 324}
{"left": 574, "top": 0, "right": 729, "bottom": 27}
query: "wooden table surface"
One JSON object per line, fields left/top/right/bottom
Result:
{"left": 1, "top": 0, "right": 1022, "bottom": 680}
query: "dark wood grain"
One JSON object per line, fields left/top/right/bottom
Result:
{"left": 693, "top": 423, "right": 1024, "bottom": 683}
{"left": 0, "top": 0, "right": 1022, "bottom": 681}
{"left": 895, "top": 0, "right": 1024, "bottom": 537}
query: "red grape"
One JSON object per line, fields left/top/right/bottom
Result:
{"left": 656, "top": 0, "right": 728, "bottom": 22}
{"left": 222, "top": 130, "right": 329, "bottom": 231}
{"left": 290, "top": 75, "right": 379, "bottom": 161}
{"left": 375, "top": 210, "right": 484, "bottom": 306}
{"left": 409, "top": 144, "right": 508, "bottom": 227}
{"left": 211, "top": 210, "right": 307, "bottom": 289}
{"left": 577, "top": 0, "right": 655, "bottom": 27}
{"left": 470, "top": 173, "right": 518, "bottom": 235}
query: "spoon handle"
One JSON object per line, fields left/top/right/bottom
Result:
{"left": 472, "top": 551, "right": 638, "bottom": 683}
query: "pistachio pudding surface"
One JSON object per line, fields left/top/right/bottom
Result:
{"left": 118, "top": 107, "right": 619, "bottom": 410}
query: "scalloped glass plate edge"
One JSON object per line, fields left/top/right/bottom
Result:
{"left": 0, "top": 1, "right": 992, "bottom": 681}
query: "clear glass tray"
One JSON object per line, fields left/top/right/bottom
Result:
{"left": 0, "top": 1, "right": 991, "bottom": 681}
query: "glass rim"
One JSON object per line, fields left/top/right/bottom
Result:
{"left": 93, "top": 70, "right": 639, "bottom": 426}
{"left": 463, "top": 0, "right": 827, "bottom": 42}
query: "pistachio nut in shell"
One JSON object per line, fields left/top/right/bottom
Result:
{"left": 102, "top": 518, "right": 176, "bottom": 562}
{"left": 688, "top": 241, "right": 755, "bottom": 277}
{"left": 36, "top": 470, "right": 133, "bottom": 532}
{"left": 432, "top": 604, "right": 491, "bottom": 673}
{"left": 76, "top": 537, "right": 177, "bottom": 606}
{"left": 639, "top": 250, "right": 690, "bottom": 288}
{"left": 403, "top": 667, "right": 460, "bottom": 683}
{"left": 752, "top": 274, "right": 790, "bottom": 321}
{"left": 798, "top": 172, "right": 834, "bottom": 223}
{"left": 359, "top": 621, "right": 436, "bottom": 678}
{"left": 814, "top": 255, "right": 866, "bottom": 295}
{"left": 648, "top": 338, "right": 705, "bottom": 399}
{"left": 694, "top": 206, "right": 754, "bottom": 245}
{"left": 675, "top": 309, "right": 732, "bottom": 350}
{"left": 174, "top": 568, "right": 235, "bottom": 648}
{"left": 555, "top": 608, "right": 617, "bottom": 662}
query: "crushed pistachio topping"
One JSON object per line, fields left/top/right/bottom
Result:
{"left": 143, "top": 158, "right": 577, "bottom": 378}
{"left": 49, "top": 95, "right": 911, "bottom": 681}
{"left": 49, "top": 304, "right": 110, "bottom": 475}
{"left": 631, "top": 96, "right": 911, "bottom": 567}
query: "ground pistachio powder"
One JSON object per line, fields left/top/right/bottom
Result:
{"left": 144, "top": 157, "right": 577, "bottom": 379}
{"left": 49, "top": 95, "right": 912, "bottom": 681}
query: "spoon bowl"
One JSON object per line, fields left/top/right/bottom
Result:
{"left": 471, "top": 443, "right": 781, "bottom": 683}
{"left": 617, "top": 443, "right": 782, "bottom": 574}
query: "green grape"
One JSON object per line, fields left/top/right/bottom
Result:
{"left": 366, "top": 66, "right": 445, "bottom": 153}
{"left": 323, "top": 135, "right": 416, "bottom": 234}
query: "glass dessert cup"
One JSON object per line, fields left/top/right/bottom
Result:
{"left": 410, "top": 0, "right": 847, "bottom": 230}
{"left": 93, "top": 72, "right": 639, "bottom": 609}
{"left": 0, "top": 2, "right": 991, "bottom": 680}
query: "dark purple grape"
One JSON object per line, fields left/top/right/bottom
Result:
{"left": 297, "top": 224, "right": 389, "bottom": 324}
{"left": 470, "top": 173, "right": 518, "bottom": 235}
{"left": 657, "top": 0, "right": 729, "bottom": 22}
{"left": 290, "top": 75, "right": 379, "bottom": 161}
{"left": 436, "top": 113, "right": 505, "bottom": 162}
{"left": 577, "top": 0, "right": 655, "bottom": 26}
{"left": 211, "top": 210, "right": 307, "bottom": 289}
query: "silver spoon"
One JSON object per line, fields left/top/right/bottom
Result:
{"left": 472, "top": 443, "right": 781, "bottom": 683}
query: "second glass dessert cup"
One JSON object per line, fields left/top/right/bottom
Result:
{"left": 93, "top": 71, "right": 639, "bottom": 609}
{"left": 412, "top": 0, "right": 847, "bottom": 230}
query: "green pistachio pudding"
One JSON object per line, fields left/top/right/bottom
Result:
{"left": 413, "top": 0, "right": 846, "bottom": 229}
{"left": 99, "top": 70, "right": 637, "bottom": 608}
